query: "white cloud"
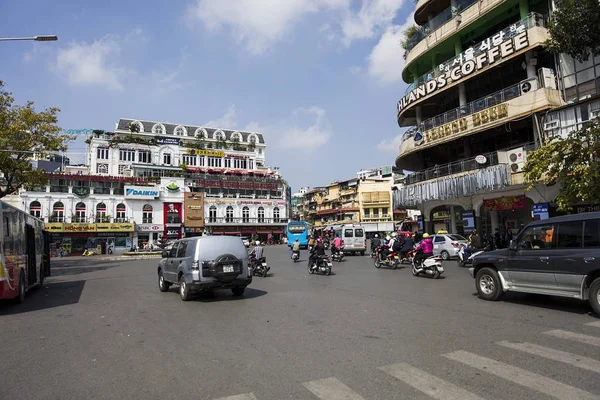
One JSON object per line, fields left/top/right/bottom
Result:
{"left": 55, "top": 33, "right": 133, "bottom": 91}
{"left": 187, "top": 0, "right": 350, "bottom": 54}
{"left": 340, "top": 0, "right": 406, "bottom": 45}
{"left": 367, "top": 12, "right": 413, "bottom": 85}
{"left": 377, "top": 129, "right": 409, "bottom": 152}
{"left": 276, "top": 107, "right": 332, "bottom": 153}
{"left": 205, "top": 104, "right": 238, "bottom": 128}
{"left": 151, "top": 47, "right": 189, "bottom": 94}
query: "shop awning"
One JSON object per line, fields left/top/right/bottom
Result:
{"left": 317, "top": 209, "right": 339, "bottom": 215}
{"left": 257, "top": 231, "right": 271, "bottom": 234}
{"left": 222, "top": 232, "right": 241, "bottom": 235}
{"left": 241, "top": 230, "right": 254, "bottom": 234}
{"left": 393, "top": 209, "right": 407, "bottom": 214}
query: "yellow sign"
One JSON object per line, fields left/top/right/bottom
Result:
{"left": 187, "top": 149, "right": 225, "bottom": 157}
{"left": 423, "top": 103, "right": 508, "bottom": 143}
{"left": 96, "top": 223, "right": 135, "bottom": 232}
{"left": 63, "top": 223, "right": 96, "bottom": 232}
{"left": 45, "top": 223, "right": 65, "bottom": 232}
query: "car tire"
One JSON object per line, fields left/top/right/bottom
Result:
{"left": 589, "top": 277, "right": 600, "bottom": 316}
{"left": 475, "top": 267, "right": 503, "bottom": 301}
{"left": 179, "top": 275, "right": 191, "bottom": 301}
{"left": 158, "top": 270, "right": 170, "bottom": 292}
{"left": 441, "top": 250, "right": 450, "bottom": 260}
{"left": 360, "top": 251, "right": 365, "bottom": 256}
{"left": 15, "top": 270, "right": 26, "bottom": 304}
{"left": 232, "top": 287, "right": 245, "bottom": 296}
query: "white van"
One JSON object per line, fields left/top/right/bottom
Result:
{"left": 334, "top": 224, "right": 366, "bottom": 255}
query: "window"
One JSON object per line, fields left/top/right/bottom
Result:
{"left": 138, "top": 151, "right": 151, "bottom": 163}
{"left": 382, "top": 207, "right": 388, "bottom": 217}
{"left": 208, "top": 157, "right": 222, "bottom": 167}
{"left": 373, "top": 208, "right": 379, "bottom": 216}
{"left": 169, "top": 242, "right": 179, "bottom": 258}
{"left": 226, "top": 206, "right": 234, "bottom": 223}
{"left": 118, "top": 165, "right": 129, "bottom": 175}
{"left": 517, "top": 224, "right": 555, "bottom": 250}
{"left": 174, "top": 126, "right": 186, "bottom": 136}
{"left": 97, "top": 147, "right": 109, "bottom": 159}
{"left": 96, "top": 202, "right": 108, "bottom": 222}
{"left": 242, "top": 206, "right": 249, "bottom": 223}
{"left": 584, "top": 219, "right": 600, "bottom": 247}
{"left": 215, "top": 131, "right": 225, "bottom": 141}
{"left": 74, "top": 202, "right": 86, "bottom": 222}
{"left": 224, "top": 158, "right": 231, "bottom": 168}
{"left": 163, "top": 153, "right": 172, "bottom": 165}
{"left": 97, "top": 163, "right": 109, "bottom": 174}
{"left": 198, "top": 156, "right": 205, "bottom": 167}
{"left": 116, "top": 203, "right": 127, "bottom": 222}
{"left": 434, "top": 236, "right": 445, "bottom": 243}
{"left": 556, "top": 221, "right": 583, "bottom": 248}
{"left": 119, "top": 150, "right": 135, "bottom": 162}
{"left": 209, "top": 206, "right": 217, "bottom": 223}
{"left": 142, "top": 204, "right": 153, "bottom": 223}
{"left": 258, "top": 207, "right": 265, "bottom": 223}
{"left": 364, "top": 208, "right": 370, "bottom": 217}
{"left": 248, "top": 159, "right": 253, "bottom": 169}
{"left": 449, "top": 234, "right": 466, "bottom": 241}
{"left": 29, "top": 201, "right": 41, "bottom": 218}
{"left": 273, "top": 207, "right": 280, "bottom": 223}
{"left": 234, "top": 158, "right": 247, "bottom": 169}
{"left": 344, "top": 229, "right": 353, "bottom": 238}
{"left": 152, "top": 124, "right": 165, "bottom": 135}
{"left": 182, "top": 155, "right": 197, "bottom": 166}
{"left": 52, "top": 201, "right": 64, "bottom": 222}
{"left": 355, "top": 229, "right": 364, "bottom": 238}
{"left": 176, "top": 241, "right": 188, "bottom": 257}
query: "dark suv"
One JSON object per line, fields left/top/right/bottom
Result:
{"left": 469, "top": 212, "right": 600, "bottom": 314}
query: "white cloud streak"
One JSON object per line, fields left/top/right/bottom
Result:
{"left": 341, "top": 0, "right": 407, "bottom": 46}
{"left": 205, "top": 105, "right": 238, "bottom": 129}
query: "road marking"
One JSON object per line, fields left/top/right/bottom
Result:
{"left": 302, "top": 377, "right": 366, "bottom": 400}
{"left": 544, "top": 329, "right": 600, "bottom": 347}
{"left": 214, "top": 394, "right": 257, "bottom": 400}
{"left": 443, "top": 350, "right": 599, "bottom": 400}
{"left": 497, "top": 341, "right": 600, "bottom": 374}
{"left": 379, "top": 362, "right": 485, "bottom": 400}
{"left": 586, "top": 321, "right": 600, "bottom": 328}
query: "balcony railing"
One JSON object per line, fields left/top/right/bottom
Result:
{"left": 401, "top": 79, "right": 536, "bottom": 146}
{"left": 46, "top": 217, "right": 135, "bottom": 223}
{"left": 206, "top": 217, "right": 289, "bottom": 225}
{"left": 404, "top": 151, "right": 500, "bottom": 185}
{"left": 362, "top": 215, "right": 392, "bottom": 222}
{"left": 404, "top": 13, "right": 546, "bottom": 95}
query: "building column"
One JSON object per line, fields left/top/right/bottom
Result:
{"left": 519, "top": 0, "right": 529, "bottom": 19}
{"left": 458, "top": 83, "right": 467, "bottom": 106}
{"left": 449, "top": 205, "right": 457, "bottom": 233}
{"left": 489, "top": 211, "right": 499, "bottom": 232}
{"left": 416, "top": 105, "right": 423, "bottom": 124}
{"left": 525, "top": 50, "right": 537, "bottom": 80}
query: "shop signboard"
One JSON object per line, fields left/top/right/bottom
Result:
{"left": 136, "top": 224, "right": 163, "bottom": 232}
{"left": 156, "top": 137, "right": 180, "bottom": 146}
{"left": 192, "top": 149, "right": 225, "bottom": 157}
{"left": 63, "top": 223, "right": 96, "bottom": 232}
{"left": 416, "top": 215, "right": 424, "bottom": 233}
{"left": 96, "top": 223, "right": 135, "bottom": 232}
{"left": 164, "top": 203, "right": 182, "bottom": 224}
{"left": 124, "top": 185, "right": 159, "bottom": 199}
{"left": 532, "top": 203, "right": 549, "bottom": 220}
{"left": 483, "top": 195, "right": 526, "bottom": 212}
{"left": 45, "top": 223, "right": 65, "bottom": 232}
{"left": 184, "top": 194, "right": 204, "bottom": 228}
{"left": 462, "top": 210, "right": 476, "bottom": 234}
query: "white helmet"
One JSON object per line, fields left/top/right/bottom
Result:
{"left": 374, "top": 234, "right": 379, "bottom": 238}
{"left": 386, "top": 235, "right": 391, "bottom": 241}
{"left": 255, "top": 241, "right": 260, "bottom": 246}
{"left": 391, "top": 232, "right": 398, "bottom": 237}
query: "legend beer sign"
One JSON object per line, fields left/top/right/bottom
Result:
{"left": 398, "top": 31, "right": 529, "bottom": 113}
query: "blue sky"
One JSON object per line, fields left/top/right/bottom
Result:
{"left": 1, "top": 0, "right": 413, "bottom": 192}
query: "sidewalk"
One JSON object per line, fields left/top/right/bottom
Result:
{"left": 51, "top": 253, "right": 162, "bottom": 262}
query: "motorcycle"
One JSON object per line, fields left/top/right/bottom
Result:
{"left": 291, "top": 250, "right": 300, "bottom": 262}
{"left": 251, "top": 256, "right": 270, "bottom": 277}
{"left": 400, "top": 249, "right": 415, "bottom": 264}
{"left": 457, "top": 243, "right": 490, "bottom": 268}
{"left": 331, "top": 245, "right": 345, "bottom": 262}
{"left": 308, "top": 255, "right": 332, "bottom": 275}
{"left": 374, "top": 247, "right": 401, "bottom": 269}
{"left": 412, "top": 253, "right": 444, "bottom": 279}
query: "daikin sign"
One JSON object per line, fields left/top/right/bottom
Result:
{"left": 398, "top": 32, "right": 530, "bottom": 113}
{"left": 124, "top": 186, "right": 159, "bottom": 199}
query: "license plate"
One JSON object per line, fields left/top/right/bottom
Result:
{"left": 261, "top": 263, "right": 267, "bottom": 267}
{"left": 327, "top": 263, "right": 332, "bottom": 267}
{"left": 223, "top": 265, "right": 234, "bottom": 273}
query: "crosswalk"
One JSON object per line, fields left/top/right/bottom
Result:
{"left": 213, "top": 322, "right": 600, "bottom": 399}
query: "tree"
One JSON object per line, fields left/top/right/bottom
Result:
{"left": 522, "top": 121, "right": 600, "bottom": 211}
{"left": 0, "top": 81, "right": 68, "bottom": 197}
{"left": 544, "top": 0, "right": 600, "bottom": 62}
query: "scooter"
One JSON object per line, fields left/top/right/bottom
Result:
{"left": 457, "top": 243, "right": 490, "bottom": 267}
{"left": 412, "top": 253, "right": 444, "bottom": 279}
{"left": 331, "top": 245, "right": 345, "bottom": 262}
{"left": 308, "top": 255, "right": 332, "bottom": 276}
{"left": 400, "top": 249, "right": 415, "bottom": 264}
{"left": 251, "top": 256, "right": 270, "bottom": 277}
{"left": 374, "top": 249, "right": 401, "bottom": 269}
{"left": 291, "top": 250, "right": 300, "bottom": 262}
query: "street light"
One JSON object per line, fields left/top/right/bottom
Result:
{"left": 0, "top": 35, "right": 58, "bottom": 42}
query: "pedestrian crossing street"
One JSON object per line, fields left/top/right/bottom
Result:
{"left": 214, "top": 321, "right": 600, "bottom": 400}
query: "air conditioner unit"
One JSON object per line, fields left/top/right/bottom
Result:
{"left": 520, "top": 79, "right": 539, "bottom": 93}
{"left": 543, "top": 120, "right": 560, "bottom": 131}
{"left": 538, "top": 68, "right": 557, "bottom": 89}
{"left": 508, "top": 147, "right": 527, "bottom": 173}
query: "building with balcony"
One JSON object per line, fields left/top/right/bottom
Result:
{"left": 395, "top": 0, "right": 564, "bottom": 238}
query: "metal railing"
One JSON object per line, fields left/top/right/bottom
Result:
{"left": 401, "top": 79, "right": 536, "bottom": 145}
{"left": 205, "top": 217, "right": 289, "bottom": 225}
{"left": 404, "top": 151, "right": 500, "bottom": 185}
{"left": 404, "top": 13, "right": 545, "bottom": 95}
{"left": 46, "top": 216, "right": 135, "bottom": 224}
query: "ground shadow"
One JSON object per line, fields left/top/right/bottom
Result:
{"left": 50, "top": 263, "right": 123, "bottom": 277}
{"left": 191, "top": 287, "right": 268, "bottom": 303}
{"left": 472, "top": 292, "right": 596, "bottom": 316}
{"left": 0, "top": 280, "right": 86, "bottom": 315}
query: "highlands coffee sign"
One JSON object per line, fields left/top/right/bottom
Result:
{"left": 398, "top": 31, "right": 529, "bottom": 113}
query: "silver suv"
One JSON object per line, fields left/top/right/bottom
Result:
{"left": 157, "top": 236, "right": 252, "bottom": 301}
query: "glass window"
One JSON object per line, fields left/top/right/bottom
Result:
{"left": 163, "top": 153, "right": 171, "bottom": 165}
{"left": 434, "top": 236, "right": 445, "bottom": 243}
{"left": 176, "top": 241, "right": 188, "bottom": 257}
{"left": 576, "top": 68, "right": 595, "bottom": 84}
{"left": 273, "top": 207, "right": 280, "bottom": 223}
{"left": 142, "top": 204, "right": 153, "bottom": 223}
{"left": 169, "top": 242, "right": 179, "bottom": 258}
{"left": 344, "top": 229, "right": 353, "bottom": 238}
{"left": 556, "top": 221, "right": 583, "bottom": 248}
{"left": 29, "top": 201, "right": 41, "bottom": 218}
{"left": 97, "top": 163, "right": 109, "bottom": 174}
{"left": 224, "top": 158, "right": 231, "bottom": 168}
{"left": 449, "top": 234, "right": 467, "bottom": 241}
{"left": 355, "top": 228, "right": 364, "bottom": 237}
{"left": 209, "top": 206, "right": 217, "bottom": 223}
{"left": 560, "top": 54, "right": 575, "bottom": 76}
{"left": 138, "top": 151, "right": 151, "bottom": 163}
{"left": 578, "top": 80, "right": 597, "bottom": 99}
{"left": 119, "top": 150, "right": 135, "bottom": 162}
{"left": 584, "top": 219, "right": 600, "bottom": 247}
{"left": 97, "top": 148, "right": 109, "bottom": 159}
{"left": 226, "top": 206, "right": 234, "bottom": 223}
{"left": 116, "top": 204, "right": 126, "bottom": 221}
{"left": 258, "top": 207, "right": 265, "bottom": 223}
{"left": 517, "top": 224, "right": 555, "bottom": 250}
{"left": 242, "top": 206, "right": 249, "bottom": 223}
{"left": 364, "top": 208, "right": 370, "bottom": 216}
{"left": 182, "top": 155, "right": 197, "bottom": 166}
{"left": 74, "top": 202, "right": 86, "bottom": 222}
{"left": 564, "top": 74, "right": 577, "bottom": 89}
{"left": 575, "top": 57, "right": 594, "bottom": 72}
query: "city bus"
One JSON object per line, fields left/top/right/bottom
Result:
{"left": 0, "top": 201, "right": 50, "bottom": 303}
{"left": 286, "top": 221, "right": 311, "bottom": 248}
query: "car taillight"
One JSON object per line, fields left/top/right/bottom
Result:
{"left": 451, "top": 242, "right": 458, "bottom": 248}
{"left": 192, "top": 261, "right": 199, "bottom": 271}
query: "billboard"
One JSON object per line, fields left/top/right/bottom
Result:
{"left": 124, "top": 186, "right": 159, "bottom": 199}
{"left": 184, "top": 193, "right": 204, "bottom": 228}
{"left": 164, "top": 202, "right": 182, "bottom": 224}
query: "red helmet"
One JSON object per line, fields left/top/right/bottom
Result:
{"left": 317, "top": 238, "right": 322, "bottom": 242}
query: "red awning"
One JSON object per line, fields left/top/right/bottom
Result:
{"left": 393, "top": 209, "right": 407, "bottom": 214}
{"left": 317, "top": 209, "right": 339, "bottom": 215}
{"left": 257, "top": 231, "right": 271, "bottom": 234}
{"left": 340, "top": 207, "right": 359, "bottom": 212}
{"left": 223, "top": 232, "right": 241, "bottom": 235}
{"left": 241, "top": 230, "right": 254, "bottom": 234}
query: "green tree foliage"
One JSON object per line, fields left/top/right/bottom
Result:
{"left": 0, "top": 81, "right": 68, "bottom": 197}
{"left": 544, "top": 0, "right": 600, "bottom": 62}
{"left": 400, "top": 25, "right": 421, "bottom": 52}
{"left": 523, "top": 121, "right": 600, "bottom": 211}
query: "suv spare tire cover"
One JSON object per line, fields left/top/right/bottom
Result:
{"left": 214, "top": 254, "right": 242, "bottom": 283}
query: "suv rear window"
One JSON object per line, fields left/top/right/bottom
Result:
{"left": 556, "top": 221, "right": 583, "bottom": 248}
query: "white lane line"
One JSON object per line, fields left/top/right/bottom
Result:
{"left": 586, "top": 321, "right": 600, "bottom": 328}
{"left": 214, "top": 394, "right": 257, "bottom": 400}
{"left": 544, "top": 329, "right": 600, "bottom": 347}
{"left": 497, "top": 341, "right": 600, "bottom": 374}
{"left": 379, "top": 362, "right": 485, "bottom": 400}
{"left": 302, "top": 377, "right": 366, "bottom": 400}
{"left": 443, "top": 350, "right": 599, "bottom": 400}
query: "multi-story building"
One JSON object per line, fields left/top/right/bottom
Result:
{"left": 393, "top": 0, "right": 564, "bottom": 237}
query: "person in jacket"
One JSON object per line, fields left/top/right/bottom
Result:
{"left": 309, "top": 238, "right": 326, "bottom": 270}
{"left": 332, "top": 235, "right": 343, "bottom": 255}
{"left": 371, "top": 234, "right": 381, "bottom": 255}
{"left": 291, "top": 238, "right": 301, "bottom": 258}
{"left": 401, "top": 234, "right": 414, "bottom": 259}
{"left": 469, "top": 230, "right": 482, "bottom": 249}
{"left": 413, "top": 233, "right": 433, "bottom": 267}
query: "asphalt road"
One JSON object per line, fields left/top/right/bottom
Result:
{"left": 1, "top": 246, "right": 599, "bottom": 400}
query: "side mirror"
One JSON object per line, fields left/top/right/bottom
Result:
{"left": 162, "top": 250, "right": 169, "bottom": 258}
{"left": 509, "top": 240, "right": 517, "bottom": 251}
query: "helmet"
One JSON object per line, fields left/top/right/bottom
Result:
{"left": 374, "top": 234, "right": 379, "bottom": 238}
{"left": 255, "top": 241, "right": 261, "bottom": 245}
{"left": 391, "top": 232, "right": 398, "bottom": 237}
{"left": 422, "top": 233, "right": 430, "bottom": 238}
{"left": 386, "top": 235, "right": 391, "bottom": 240}
{"left": 317, "top": 238, "right": 322, "bottom": 242}
{"left": 295, "top": 238, "right": 299, "bottom": 241}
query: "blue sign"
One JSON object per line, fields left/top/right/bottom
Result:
{"left": 124, "top": 186, "right": 159, "bottom": 199}
{"left": 413, "top": 131, "right": 424, "bottom": 146}
{"left": 156, "top": 137, "right": 181, "bottom": 146}
{"left": 462, "top": 210, "right": 475, "bottom": 234}
{"left": 532, "top": 203, "right": 549, "bottom": 221}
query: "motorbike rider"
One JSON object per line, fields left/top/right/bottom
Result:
{"left": 381, "top": 233, "right": 398, "bottom": 260}
{"left": 308, "top": 236, "right": 316, "bottom": 250}
{"left": 401, "top": 233, "right": 414, "bottom": 259}
{"left": 413, "top": 233, "right": 433, "bottom": 267}
{"left": 250, "top": 241, "right": 264, "bottom": 267}
{"left": 332, "top": 235, "right": 343, "bottom": 255}
{"left": 291, "top": 238, "right": 301, "bottom": 258}
{"left": 309, "top": 238, "right": 326, "bottom": 270}
{"left": 469, "top": 229, "right": 482, "bottom": 249}
{"left": 371, "top": 234, "right": 381, "bottom": 255}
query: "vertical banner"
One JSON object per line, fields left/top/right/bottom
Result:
{"left": 417, "top": 215, "right": 424, "bottom": 233}
{"left": 164, "top": 203, "right": 183, "bottom": 240}
{"left": 532, "top": 203, "right": 549, "bottom": 221}
{"left": 462, "top": 210, "right": 475, "bottom": 234}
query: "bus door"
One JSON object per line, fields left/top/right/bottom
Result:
{"left": 25, "top": 224, "right": 37, "bottom": 285}
{"left": 43, "top": 230, "right": 51, "bottom": 277}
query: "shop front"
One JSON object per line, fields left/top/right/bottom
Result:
{"left": 46, "top": 222, "right": 135, "bottom": 256}
{"left": 479, "top": 195, "right": 533, "bottom": 245}
{"left": 135, "top": 224, "right": 164, "bottom": 248}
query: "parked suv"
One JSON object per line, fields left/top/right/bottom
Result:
{"left": 469, "top": 212, "right": 600, "bottom": 314}
{"left": 157, "top": 236, "right": 252, "bottom": 301}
